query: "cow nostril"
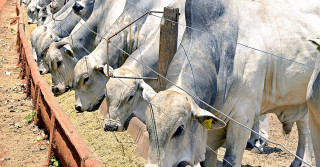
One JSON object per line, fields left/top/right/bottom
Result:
{"left": 104, "top": 124, "right": 118, "bottom": 132}
{"left": 72, "top": 3, "right": 84, "bottom": 12}
{"left": 75, "top": 105, "right": 82, "bottom": 112}
{"left": 52, "top": 87, "right": 59, "bottom": 94}
{"left": 177, "top": 161, "right": 192, "bottom": 167}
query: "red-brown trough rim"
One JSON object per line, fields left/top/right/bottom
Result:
{"left": 15, "top": 1, "right": 105, "bottom": 166}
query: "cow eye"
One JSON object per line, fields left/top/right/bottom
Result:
{"left": 57, "top": 60, "right": 62, "bottom": 67}
{"left": 83, "top": 76, "right": 89, "bottom": 83}
{"left": 128, "top": 95, "right": 134, "bottom": 102}
{"left": 173, "top": 125, "right": 184, "bottom": 137}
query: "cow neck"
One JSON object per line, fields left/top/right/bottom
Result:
{"left": 122, "top": 29, "right": 160, "bottom": 76}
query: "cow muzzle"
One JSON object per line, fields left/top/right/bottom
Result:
{"left": 75, "top": 104, "right": 83, "bottom": 112}
{"left": 104, "top": 119, "right": 121, "bottom": 132}
{"left": 52, "top": 85, "right": 70, "bottom": 96}
{"left": 72, "top": 3, "right": 84, "bottom": 12}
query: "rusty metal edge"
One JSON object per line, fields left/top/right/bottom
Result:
{"left": 15, "top": 1, "right": 105, "bottom": 166}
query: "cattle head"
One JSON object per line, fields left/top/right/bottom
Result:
{"left": 37, "top": 32, "right": 61, "bottom": 74}
{"left": 103, "top": 67, "right": 156, "bottom": 131}
{"left": 145, "top": 90, "right": 225, "bottom": 166}
{"left": 37, "top": 6, "right": 51, "bottom": 26}
{"left": 47, "top": 41, "right": 76, "bottom": 95}
{"left": 74, "top": 57, "right": 107, "bottom": 112}
{"left": 72, "top": 0, "right": 94, "bottom": 19}
{"left": 27, "top": 1, "right": 41, "bottom": 24}
{"left": 51, "top": 0, "right": 65, "bottom": 13}
{"left": 31, "top": 25, "right": 48, "bottom": 62}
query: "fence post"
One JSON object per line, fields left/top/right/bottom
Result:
{"left": 158, "top": 7, "right": 179, "bottom": 91}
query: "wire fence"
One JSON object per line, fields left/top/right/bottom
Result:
{"left": 42, "top": 1, "right": 318, "bottom": 166}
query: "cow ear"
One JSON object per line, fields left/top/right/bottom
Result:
{"left": 103, "top": 65, "right": 114, "bottom": 77}
{"left": 138, "top": 81, "right": 156, "bottom": 102}
{"left": 94, "top": 65, "right": 104, "bottom": 74}
{"left": 64, "top": 44, "right": 74, "bottom": 58}
{"left": 191, "top": 102, "right": 225, "bottom": 130}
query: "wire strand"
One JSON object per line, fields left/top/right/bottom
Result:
{"left": 115, "top": 77, "right": 234, "bottom": 166}
{"left": 149, "top": 13, "right": 320, "bottom": 72}
{"left": 109, "top": 41, "right": 313, "bottom": 167}
{"left": 51, "top": 2, "right": 314, "bottom": 166}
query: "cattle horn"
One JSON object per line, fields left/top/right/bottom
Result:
{"left": 54, "top": 40, "right": 69, "bottom": 49}
{"left": 95, "top": 65, "right": 105, "bottom": 74}
{"left": 308, "top": 38, "right": 320, "bottom": 46}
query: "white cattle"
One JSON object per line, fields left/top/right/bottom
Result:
{"left": 31, "top": 0, "right": 95, "bottom": 75}
{"left": 30, "top": 0, "right": 78, "bottom": 71}
{"left": 27, "top": 0, "right": 66, "bottom": 24}
{"left": 143, "top": 0, "right": 320, "bottom": 166}
{"left": 72, "top": 0, "right": 175, "bottom": 112}
{"left": 46, "top": 0, "right": 126, "bottom": 95}
{"left": 103, "top": 0, "right": 186, "bottom": 132}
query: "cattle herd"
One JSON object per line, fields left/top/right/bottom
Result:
{"left": 23, "top": 0, "right": 320, "bottom": 166}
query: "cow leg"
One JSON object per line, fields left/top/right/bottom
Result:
{"left": 223, "top": 112, "right": 255, "bottom": 167}
{"left": 251, "top": 114, "right": 269, "bottom": 153}
{"left": 203, "top": 128, "right": 226, "bottom": 167}
{"left": 247, "top": 118, "right": 259, "bottom": 150}
{"left": 290, "top": 114, "right": 313, "bottom": 167}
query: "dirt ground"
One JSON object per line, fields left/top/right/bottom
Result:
{"left": 0, "top": 0, "right": 49, "bottom": 166}
{"left": 19, "top": 1, "right": 316, "bottom": 167}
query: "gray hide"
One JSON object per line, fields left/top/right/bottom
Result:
{"left": 103, "top": 0, "right": 187, "bottom": 132}
{"left": 72, "top": 0, "right": 174, "bottom": 112}
{"left": 47, "top": 0, "right": 126, "bottom": 96}
{"left": 145, "top": 0, "right": 320, "bottom": 166}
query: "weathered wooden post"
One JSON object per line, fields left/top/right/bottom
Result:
{"left": 158, "top": 7, "right": 179, "bottom": 91}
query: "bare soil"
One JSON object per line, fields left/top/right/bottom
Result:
{"left": 0, "top": 0, "right": 49, "bottom": 166}
{"left": 20, "top": 2, "right": 316, "bottom": 167}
